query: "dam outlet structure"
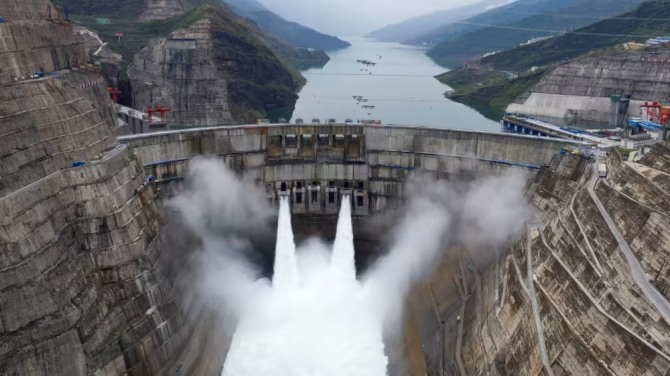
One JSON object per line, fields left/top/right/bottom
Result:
{"left": 221, "top": 196, "right": 387, "bottom": 376}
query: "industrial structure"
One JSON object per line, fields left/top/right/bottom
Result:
{"left": 116, "top": 104, "right": 168, "bottom": 134}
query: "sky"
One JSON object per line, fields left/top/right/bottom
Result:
{"left": 257, "top": 0, "right": 483, "bottom": 36}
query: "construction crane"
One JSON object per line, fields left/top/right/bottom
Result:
{"left": 46, "top": 4, "right": 52, "bottom": 21}
{"left": 108, "top": 87, "right": 121, "bottom": 103}
{"left": 147, "top": 104, "right": 172, "bottom": 123}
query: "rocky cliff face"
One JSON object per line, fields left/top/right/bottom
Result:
{"left": 0, "top": 2, "right": 201, "bottom": 374}
{"left": 128, "top": 7, "right": 303, "bottom": 126}
{"left": 408, "top": 145, "right": 670, "bottom": 375}
{"left": 508, "top": 48, "right": 670, "bottom": 122}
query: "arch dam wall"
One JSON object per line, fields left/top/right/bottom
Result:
{"left": 120, "top": 125, "right": 580, "bottom": 308}
{"left": 119, "top": 124, "right": 576, "bottom": 217}
{"left": 122, "top": 127, "right": 670, "bottom": 376}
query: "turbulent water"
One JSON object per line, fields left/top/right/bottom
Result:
{"left": 291, "top": 37, "right": 498, "bottom": 131}
{"left": 221, "top": 196, "right": 388, "bottom": 376}
{"left": 330, "top": 196, "right": 357, "bottom": 282}
{"left": 271, "top": 196, "right": 300, "bottom": 290}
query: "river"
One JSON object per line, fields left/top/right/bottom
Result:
{"left": 291, "top": 38, "right": 498, "bottom": 131}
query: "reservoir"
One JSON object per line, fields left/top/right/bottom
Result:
{"left": 291, "top": 38, "right": 498, "bottom": 131}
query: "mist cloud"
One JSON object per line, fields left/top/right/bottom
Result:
{"left": 170, "top": 159, "right": 530, "bottom": 318}
{"left": 363, "top": 170, "right": 530, "bottom": 322}
{"left": 169, "top": 158, "right": 274, "bottom": 315}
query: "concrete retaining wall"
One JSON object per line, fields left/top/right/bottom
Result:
{"left": 508, "top": 93, "right": 647, "bottom": 123}
{"left": 509, "top": 48, "right": 670, "bottom": 123}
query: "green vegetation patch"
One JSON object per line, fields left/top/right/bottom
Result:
{"left": 427, "top": 0, "right": 644, "bottom": 68}
{"left": 439, "top": 67, "right": 548, "bottom": 120}
{"left": 617, "top": 147, "right": 633, "bottom": 160}
{"left": 72, "top": 6, "right": 212, "bottom": 69}
{"left": 53, "top": 0, "right": 148, "bottom": 19}
{"left": 437, "top": 68, "right": 507, "bottom": 91}
{"left": 482, "top": 0, "right": 670, "bottom": 72}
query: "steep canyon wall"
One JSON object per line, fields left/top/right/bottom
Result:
{"left": 419, "top": 143, "right": 670, "bottom": 375}
{"left": 0, "top": 2, "right": 204, "bottom": 375}
{"left": 128, "top": 9, "right": 303, "bottom": 126}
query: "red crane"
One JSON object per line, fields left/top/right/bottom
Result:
{"left": 46, "top": 4, "right": 52, "bottom": 21}
{"left": 147, "top": 104, "right": 172, "bottom": 123}
{"left": 108, "top": 87, "right": 121, "bottom": 103}
{"left": 640, "top": 101, "right": 662, "bottom": 122}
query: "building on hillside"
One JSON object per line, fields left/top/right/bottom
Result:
{"left": 646, "top": 37, "right": 670, "bottom": 46}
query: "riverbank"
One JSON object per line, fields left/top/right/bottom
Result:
{"left": 436, "top": 67, "right": 548, "bottom": 121}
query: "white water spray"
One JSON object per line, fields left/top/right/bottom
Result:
{"left": 331, "top": 195, "right": 357, "bottom": 282}
{"left": 272, "top": 197, "right": 299, "bottom": 290}
{"left": 222, "top": 196, "right": 387, "bottom": 376}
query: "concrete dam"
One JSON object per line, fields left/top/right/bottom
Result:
{"left": 5, "top": 0, "right": 670, "bottom": 374}
{"left": 116, "top": 124, "right": 670, "bottom": 375}
{"left": 119, "top": 124, "right": 571, "bottom": 208}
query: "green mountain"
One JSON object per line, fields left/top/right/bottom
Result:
{"left": 54, "top": 0, "right": 311, "bottom": 122}
{"left": 435, "top": 0, "right": 670, "bottom": 121}
{"left": 427, "top": 0, "right": 644, "bottom": 68}
{"left": 56, "top": 0, "right": 327, "bottom": 71}
{"left": 225, "top": 0, "right": 350, "bottom": 50}
{"left": 364, "top": 0, "right": 510, "bottom": 43}
{"left": 437, "top": 68, "right": 548, "bottom": 120}
{"left": 406, "top": 0, "right": 587, "bottom": 46}
{"left": 242, "top": 10, "right": 350, "bottom": 50}
{"left": 481, "top": 0, "right": 670, "bottom": 71}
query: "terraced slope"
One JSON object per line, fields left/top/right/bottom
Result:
{"left": 0, "top": 2, "right": 203, "bottom": 374}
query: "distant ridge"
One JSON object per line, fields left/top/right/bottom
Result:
{"left": 225, "top": 0, "right": 350, "bottom": 50}
{"left": 426, "top": 0, "right": 645, "bottom": 68}
{"left": 365, "top": 0, "right": 511, "bottom": 43}
{"left": 482, "top": 0, "right": 670, "bottom": 71}
{"left": 406, "top": 0, "right": 588, "bottom": 46}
